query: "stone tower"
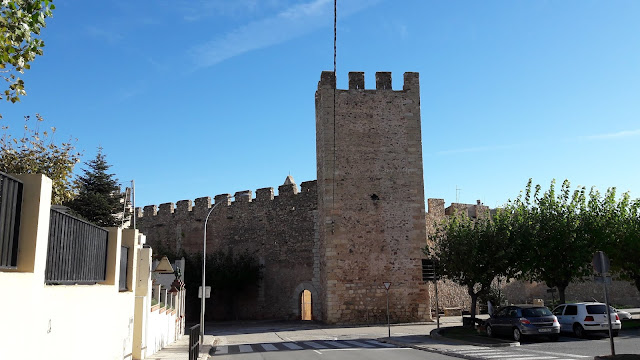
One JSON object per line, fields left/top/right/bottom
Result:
{"left": 315, "top": 71, "right": 430, "bottom": 323}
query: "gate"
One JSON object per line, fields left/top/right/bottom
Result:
{"left": 188, "top": 324, "right": 200, "bottom": 360}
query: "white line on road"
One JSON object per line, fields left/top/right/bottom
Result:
{"left": 260, "top": 343, "right": 279, "bottom": 351}
{"left": 282, "top": 342, "right": 303, "bottom": 350}
{"left": 344, "top": 340, "right": 374, "bottom": 348}
{"left": 313, "top": 350, "right": 322, "bottom": 354}
{"left": 304, "top": 342, "right": 328, "bottom": 349}
{"left": 214, "top": 346, "right": 229, "bottom": 354}
{"left": 325, "top": 341, "right": 350, "bottom": 348}
{"left": 483, "top": 355, "right": 536, "bottom": 359}
{"left": 505, "top": 357, "right": 557, "bottom": 360}
{"left": 511, "top": 348, "right": 590, "bottom": 358}
{"left": 365, "top": 340, "right": 396, "bottom": 347}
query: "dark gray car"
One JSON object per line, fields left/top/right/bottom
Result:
{"left": 485, "top": 305, "right": 561, "bottom": 341}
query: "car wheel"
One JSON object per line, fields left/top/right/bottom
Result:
{"left": 573, "top": 324, "right": 585, "bottom": 338}
{"left": 549, "top": 334, "right": 559, "bottom": 342}
{"left": 486, "top": 325, "right": 494, "bottom": 338}
{"left": 612, "top": 330, "right": 619, "bottom": 337}
{"left": 513, "top": 328, "right": 522, "bottom": 342}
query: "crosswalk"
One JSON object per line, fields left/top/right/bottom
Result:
{"left": 212, "top": 339, "right": 396, "bottom": 355}
{"left": 444, "top": 346, "right": 591, "bottom": 360}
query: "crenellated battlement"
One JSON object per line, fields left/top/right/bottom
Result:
{"left": 136, "top": 178, "right": 317, "bottom": 218}
{"left": 317, "top": 71, "right": 419, "bottom": 91}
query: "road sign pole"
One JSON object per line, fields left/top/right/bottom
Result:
{"left": 600, "top": 252, "right": 615, "bottom": 356}
{"left": 435, "top": 278, "right": 440, "bottom": 329}
{"left": 383, "top": 282, "right": 391, "bottom": 337}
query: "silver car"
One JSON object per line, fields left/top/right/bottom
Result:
{"left": 485, "top": 305, "right": 560, "bottom": 341}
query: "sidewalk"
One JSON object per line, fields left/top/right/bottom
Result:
{"left": 145, "top": 334, "right": 215, "bottom": 360}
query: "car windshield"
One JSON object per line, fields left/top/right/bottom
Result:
{"left": 586, "top": 305, "right": 608, "bottom": 314}
{"left": 522, "top": 307, "right": 552, "bottom": 317}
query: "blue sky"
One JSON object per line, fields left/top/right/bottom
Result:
{"left": 2, "top": 0, "right": 639, "bottom": 209}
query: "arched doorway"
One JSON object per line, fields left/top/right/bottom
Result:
{"left": 300, "top": 290, "right": 312, "bottom": 320}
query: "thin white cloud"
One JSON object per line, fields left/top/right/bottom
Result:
{"left": 436, "top": 144, "right": 518, "bottom": 156}
{"left": 190, "top": 0, "right": 381, "bottom": 68}
{"left": 583, "top": 129, "right": 640, "bottom": 140}
{"left": 86, "top": 26, "right": 123, "bottom": 44}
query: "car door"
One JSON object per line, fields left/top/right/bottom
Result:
{"left": 561, "top": 305, "right": 579, "bottom": 332}
{"left": 553, "top": 305, "right": 567, "bottom": 332}
{"left": 491, "top": 307, "right": 509, "bottom": 334}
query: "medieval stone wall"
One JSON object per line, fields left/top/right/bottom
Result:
{"left": 136, "top": 179, "right": 320, "bottom": 320}
{"left": 315, "top": 71, "right": 430, "bottom": 324}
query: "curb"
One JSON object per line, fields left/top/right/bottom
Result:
{"left": 430, "top": 327, "right": 520, "bottom": 347}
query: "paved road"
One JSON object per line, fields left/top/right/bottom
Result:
{"left": 205, "top": 320, "right": 639, "bottom": 359}
{"left": 210, "top": 340, "right": 454, "bottom": 359}
{"left": 425, "top": 329, "right": 640, "bottom": 359}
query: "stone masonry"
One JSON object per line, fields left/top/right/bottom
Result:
{"left": 137, "top": 71, "right": 432, "bottom": 324}
{"left": 316, "top": 71, "right": 430, "bottom": 323}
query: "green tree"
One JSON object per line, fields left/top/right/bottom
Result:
{"left": 427, "top": 209, "right": 512, "bottom": 320}
{"left": 0, "top": 114, "right": 80, "bottom": 204}
{"left": 508, "top": 179, "right": 594, "bottom": 304}
{"left": 584, "top": 187, "right": 640, "bottom": 293}
{"left": 1, "top": 0, "right": 55, "bottom": 103}
{"left": 66, "top": 148, "right": 124, "bottom": 227}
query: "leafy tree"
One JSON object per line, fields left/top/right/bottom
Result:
{"left": 0, "top": 114, "right": 80, "bottom": 204}
{"left": 508, "top": 179, "right": 595, "bottom": 304}
{"left": 66, "top": 148, "right": 125, "bottom": 227}
{"left": 1, "top": 0, "right": 55, "bottom": 103}
{"left": 427, "top": 209, "right": 512, "bottom": 320}
{"left": 584, "top": 187, "right": 640, "bottom": 293}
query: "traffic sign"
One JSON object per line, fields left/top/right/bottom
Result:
{"left": 593, "top": 251, "right": 610, "bottom": 274}
{"left": 198, "top": 286, "right": 211, "bottom": 298}
{"left": 383, "top": 282, "right": 391, "bottom": 290}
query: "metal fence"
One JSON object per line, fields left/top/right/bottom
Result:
{"left": 45, "top": 209, "right": 109, "bottom": 285}
{"left": 188, "top": 324, "right": 200, "bottom": 360}
{"left": 0, "top": 172, "right": 23, "bottom": 269}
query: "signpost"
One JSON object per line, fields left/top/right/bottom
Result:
{"left": 593, "top": 251, "right": 615, "bottom": 356}
{"left": 198, "top": 286, "right": 211, "bottom": 299}
{"left": 383, "top": 282, "right": 391, "bottom": 337}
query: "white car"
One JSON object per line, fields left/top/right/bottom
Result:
{"left": 552, "top": 302, "right": 621, "bottom": 338}
{"left": 611, "top": 307, "right": 632, "bottom": 320}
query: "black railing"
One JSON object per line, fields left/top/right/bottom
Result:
{"left": 45, "top": 209, "right": 109, "bottom": 284}
{"left": 0, "top": 172, "right": 23, "bottom": 269}
{"left": 188, "top": 324, "right": 200, "bottom": 360}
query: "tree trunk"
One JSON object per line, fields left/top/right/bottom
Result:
{"left": 558, "top": 285, "right": 567, "bottom": 304}
{"left": 468, "top": 286, "right": 478, "bottom": 321}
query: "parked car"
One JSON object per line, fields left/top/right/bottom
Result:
{"left": 611, "top": 307, "right": 632, "bottom": 321}
{"left": 485, "top": 305, "right": 560, "bottom": 341}
{"left": 552, "top": 302, "right": 621, "bottom": 338}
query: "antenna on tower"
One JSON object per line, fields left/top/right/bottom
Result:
{"left": 456, "top": 185, "right": 462, "bottom": 203}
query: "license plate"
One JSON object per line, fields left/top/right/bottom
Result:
{"left": 538, "top": 328, "right": 552, "bottom": 333}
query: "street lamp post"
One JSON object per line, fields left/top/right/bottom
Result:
{"left": 200, "top": 193, "right": 248, "bottom": 346}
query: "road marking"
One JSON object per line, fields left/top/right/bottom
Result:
{"left": 282, "top": 342, "right": 303, "bottom": 350}
{"left": 344, "top": 340, "right": 374, "bottom": 348}
{"left": 506, "top": 357, "right": 556, "bottom": 360}
{"left": 214, "top": 346, "right": 228, "bottom": 354}
{"left": 511, "top": 348, "right": 590, "bottom": 358}
{"left": 304, "top": 341, "right": 328, "bottom": 349}
{"left": 238, "top": 345, "right": 253, "bottom": 353}
{"left": 313, "top": 350, "right": 322, "bottom": 354}
{"left": 325, "top": 341, "right": 350, "bottom": 348}
{"left": 260, "top": 343, "right": 278, "bottom": 351}
{"left": 483, "top": 355, "right": 536, "bottom": 359}
{"left": 365, "top": 340, "right": 395, "bottom": 347}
